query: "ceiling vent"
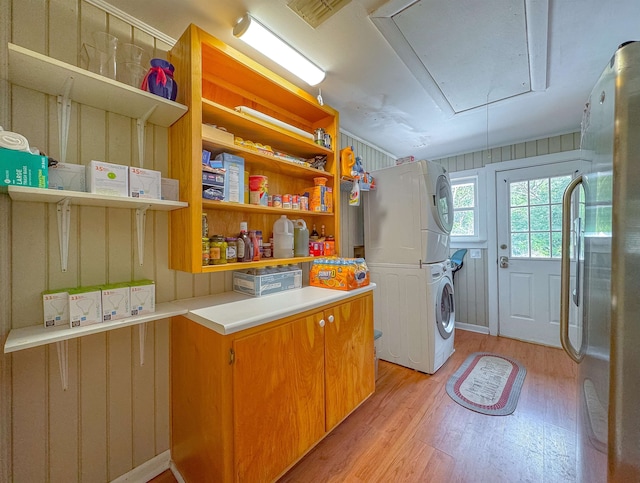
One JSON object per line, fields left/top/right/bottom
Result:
{"left": 287, "top": 0, "right": 352, "bottom": 28}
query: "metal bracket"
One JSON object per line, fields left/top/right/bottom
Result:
{"left": 56, "top": 340, "right": 69, "bottom": 390}
{"left": 138, "top": 323, "right": 147, "bottom": 366}
{"left": 56, "top": 198, "right": 72, "bottom": 272}
{"left": 135, "top": 205, "right": 150, "bottom": 266}
{"left": 56, "top": 77, "right": 74, "bottom": 163}
{"left": 136, "top": 105, "right": 157, "bottom": 168}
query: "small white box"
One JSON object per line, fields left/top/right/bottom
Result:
{"left": 101, "top": 284, "right": 131, "bottom": 322}
{"left": 161, "top": 177, "right": 179, "bottom": 201}
{"left": 48, "top": 163, "right": 86, "bottom": 191}
{"left": 42, "top": 289, "right": 70, "bottom": 327}
{"left": 69, "top": 286, "right": 103, "bottom": 327}
{"left": 130, "top": 280, "right": 155, "bottom": 315}
{"left": 86, "top": 160, "right": 129, "bottom": 197}
{"left": 129, "top": 167, "right": 161, "bottom": 199}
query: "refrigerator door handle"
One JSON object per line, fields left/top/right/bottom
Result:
{"left": 560, "top": 175, "right": 584, "bottom": 363}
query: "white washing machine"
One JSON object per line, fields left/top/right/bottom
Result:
{"left": 369, "top": 260, "right": 455, "bottom": 374}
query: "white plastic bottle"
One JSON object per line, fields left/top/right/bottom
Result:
{"left": 273, "top": 215, "right": 294, "bottom": 259}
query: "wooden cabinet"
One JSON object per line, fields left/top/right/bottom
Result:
{"left": 168, "top": 25, "right": 340, "bottom": 273}
{"left": 170, "top": 292, "right": 374, "bottom": 482}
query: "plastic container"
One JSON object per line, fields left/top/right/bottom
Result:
{"left": 340, "top": 146, "right": 355, "bottom": 177}
{"left": 293, "top": 219, "right": 310, "bottom": 257}
{"left": 273, "top": 215, "right": 294, "bottom": 259}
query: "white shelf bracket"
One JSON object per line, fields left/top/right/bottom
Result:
{"left": 135, "top": 205, "right": 150, "bottom": 266}
{"left": 56, "top": 340, "right": 69, "bottom": 390}
{"left": 56, "top": 198, "right": 72, "bottom": 272}
{"left": 56, "top": 77, "right": 74, "bottom": 164}
{"left": 136, "top": 105, "right": 157, "bottom": 168}
{"left": 138, "top": 323, "right": 148, "bottom": 366}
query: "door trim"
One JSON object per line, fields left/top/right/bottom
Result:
{"left": 486, "top": 150, "right": 582, "bottom": 336}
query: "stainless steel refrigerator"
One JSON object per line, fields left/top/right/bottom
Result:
{"left": 560, "top": 40, "right": 640, "bottom": 481}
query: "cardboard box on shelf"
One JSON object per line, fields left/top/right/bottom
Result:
{"left": 215, "top": 152, "right": 244, "bottom": 203}
{"left": 0, "top": 148, "right": 48, "bottom": 188}
{"left": 202, "top": 124, "right": 235, "bottom": 145}
{"left": 48, "top": 162, "right": 86, "bottom": 191}
{"left": 161, "top": 177, "right": 179, "bottom": 201}
{"left": 129, "top": 167, "right": 161, "bottom": 199}
{"left": 233, "top": 269, "right": 302, "bottom": 297}
{"left": 69, "top": 286, "right": 103, "bottom": 327}
{"left": 86, "top": 160, "right": 129, "bottom": 197}
{"left": 130, "top": 280, "right": 155, "bottom": 315}
{"left": 42, "top": 289, "right": 71, "bottom": 328}
{"left": 101, "top": 284, "right": 131, "bottom": 322}
{"left": 202, "top": 169, "right": 225, "bottom": 201}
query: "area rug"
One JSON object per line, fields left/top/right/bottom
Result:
{"left": 445, "top": 352, "right": 526, "bottom": 416}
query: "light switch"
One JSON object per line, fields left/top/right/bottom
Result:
{"left": 470, "top": 249, "right": 481, "bottom": 259}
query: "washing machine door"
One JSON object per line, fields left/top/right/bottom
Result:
{"left": 436, "top": 276, "right": 455, "bottom": 339}
{"left": 433, "top": 174, "right": 454, "bottom": 234}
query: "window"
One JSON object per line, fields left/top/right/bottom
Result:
{"left": 450, "top": 169, "right": 486, "bottom": 247}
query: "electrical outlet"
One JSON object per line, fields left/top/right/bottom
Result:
{"left": 470, "top": 249, "right": 481, "bottom": 259}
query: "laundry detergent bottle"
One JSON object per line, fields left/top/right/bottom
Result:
{"left": 340, "top": 145, "right": 356, "bottom": 177}
{"left": 273, "top": 215, "right": 294, "bottom": 259}
{"left": 293, "top": 219, "right": 310, "bottom": 257}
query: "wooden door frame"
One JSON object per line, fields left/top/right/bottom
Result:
{"left": 485, "top": 150, "right": 582, "bottom": 336}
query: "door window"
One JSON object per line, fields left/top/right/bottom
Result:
{"left": 508, "top": 175, "right": 574, "bottom": 259}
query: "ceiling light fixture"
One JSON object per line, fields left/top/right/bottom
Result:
{"left": 233, "top": 13, "right": 326, "bottom": 86}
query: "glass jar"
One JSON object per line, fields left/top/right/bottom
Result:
{"left": 225, "top": 237, "right": 238, "bottom": 263}
{"left": 209, "top": 235, "right": 227, "bottom": 265}
{"left": 202, "top": 237, "right": 210, "bottom": 265}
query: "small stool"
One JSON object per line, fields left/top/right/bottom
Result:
{"left": 374, "top": 329, "right": 383, "bottom": 380}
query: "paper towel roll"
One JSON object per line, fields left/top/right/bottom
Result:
{"left": 0, "top": 130, "right": 31, "bottom": 152}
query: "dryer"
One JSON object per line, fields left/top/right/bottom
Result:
{"left": 369, "top": 260, "right": 455, "bottom": 374}
{"left": 364, "top": 159, "right": 453, "bottom": 265}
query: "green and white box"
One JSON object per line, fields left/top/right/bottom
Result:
{"left": 0, "top": 148, "right": 48, "bottom": 187}
{"left": 130, "top": 280, "right": 155, "bottom": 315}
{"left": 69, "top": 286, "right": 103, "bottom": 327}
{"left": 48, "top": 162, "right": 86, "bottom": 191}
{"left": 42, "top": 289, "right": 70, "bottom": 328}
{"left": 86, "top": 160, "right": 129, "bottom": 197}
{"left": 129, "top": 167, "right": 161, "bottom": 199}
{"left": 101, "top": 283, "right": 131, "bottom": 322}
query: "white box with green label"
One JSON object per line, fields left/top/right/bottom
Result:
{"left": 42, "top": 289, "right": 70, "bottom": 328}
{"left": 69, "top": 286, "right": 103, "bottom": 327}
{"left": 130, "top": 280, "right": 155, "bottom": 315}
{"left": 86, "top": 160, "right": 129, "bottom": 196}
{"left": 101, "top": 284, "right": 131, "bottom": 322}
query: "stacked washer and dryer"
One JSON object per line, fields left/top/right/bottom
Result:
{"left": 364, "top": 160, "right": 456, "bottom": 374}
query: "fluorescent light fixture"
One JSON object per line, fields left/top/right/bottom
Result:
{"left": 233, "top": 13, "right": 326, "bottom": 86}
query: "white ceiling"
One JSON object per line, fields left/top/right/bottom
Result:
{"left": 105, "top": 0, "right": 640, "bottom": 160}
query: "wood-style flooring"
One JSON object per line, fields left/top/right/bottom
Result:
{"left": 150, "top": 329, "right": 578, "bottom": 483}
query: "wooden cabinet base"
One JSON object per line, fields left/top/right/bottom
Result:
{"left": 170, "top": 292, "right": 374, "bottom": 482}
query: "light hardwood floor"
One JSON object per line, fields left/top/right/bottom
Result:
{"left": 151, "top": 329, "right": 578, "bottom": 483}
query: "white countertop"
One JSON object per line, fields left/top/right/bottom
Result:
{"left": 173, "top": 284, "right": 376, "bottom": 335}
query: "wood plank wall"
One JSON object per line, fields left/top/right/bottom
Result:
{"left": 0, "top": 1, "right": 231, "bottom": 481}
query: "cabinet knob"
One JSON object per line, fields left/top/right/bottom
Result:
{"left": 319, "top": 319, "right": 325, "bottom": 327}
{"left": 328, "top": 315, "right": 335, "bottom": 323}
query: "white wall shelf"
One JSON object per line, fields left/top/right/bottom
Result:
{"left": 4, "top": 302, "right": 186, "bottom": 354}
{"left": 7, "top": 186, "right": 188, "bottom": 270}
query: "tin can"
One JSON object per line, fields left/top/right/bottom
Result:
{"left": 202, "top": 237, "right": 210, "bottom": 265}
{"left": 282, "top": 194, "right": 292, "bottom": 209}
{"left": 299, "top": 195, "right": 309, "bottom": 211}
{"left": 268, "top": 195, "right": 273, "bottom": 207}
{"left": 292, "top": 194, "right": 300, "bottom": 210}
{"left": 272, "top": 194, "right": 282, "bottom": 208}
{"left": 324, "top": 133, "right": 332, "bottom": 150}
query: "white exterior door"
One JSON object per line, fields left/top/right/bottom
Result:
{"left": 496, "top": 161, "right": 582, "bottom": 346}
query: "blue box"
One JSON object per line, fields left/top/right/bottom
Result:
{"left": 202, "top": 169, "right": 225, "bottom": 201}
{"left": 215, "top": 153, "right": 245, "bottom": 203}
{"left": 0, "top": 148, "right": 48, "bottom": 188}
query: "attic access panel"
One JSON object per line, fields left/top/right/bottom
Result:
{"left": 374, "top": 0, "right": 533, "bottom": 113}
{"left": 288, "top": 0, "right": 352, "bottom": 28}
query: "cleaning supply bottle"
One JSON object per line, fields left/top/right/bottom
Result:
{"left": 340, "top": 146, "right": 355, "bottom": 177}
{"left": 349, "top": 177, "right": 361, "bottom": 207}
{"left": 273, "top": 215, "right": 294, "bottom": 259}
{"left": 293, "top": 219, "right": 309, "bottom": 257}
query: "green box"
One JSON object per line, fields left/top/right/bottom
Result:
{"left": 0, "top": 148, "right": 48, "bottom": 188}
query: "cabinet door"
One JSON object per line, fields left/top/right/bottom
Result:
{"left": 324, "top": 293, "right": 375, "bottom": 430}
{"left": 233, "top": 312, "right": 325, "bottom": 482}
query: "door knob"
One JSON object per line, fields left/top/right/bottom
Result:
{"left": 319, "top": 319, "right": 325, "bottom": 327}
{"left": 499, "top": 256, "right": 509, "bottom": 268}
{"left": 328, "top": 315, "right": 334, "bottom": 323}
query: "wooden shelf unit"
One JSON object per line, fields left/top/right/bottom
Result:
{"left": 168, "top": 24, "right": 340, "bottom": 273}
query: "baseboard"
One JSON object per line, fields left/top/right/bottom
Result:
{"left": 110, "top": 450, "right": 170, "bottom": 482}
{"left": 456, "top": 322, "right": 490, "bottom": 334}
{"left": 170, "top": 462, "right": 186, "bottom": 483}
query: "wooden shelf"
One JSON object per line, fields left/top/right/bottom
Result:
{"left": 201, "top": 256, "right": 317, "bottom": 273}
{"left": 7, "top": 186, "right": 188, "bottom": 211}
{"left": 201, "top": 200, "right": 333, "bottom": 216}
{"left": 202, "top": 99, "right": 332, "bottom": 159}
{"left": 8, "top": 43, "right": 187, "bottom": 127}
{"left": 4, "top": 302, "right": 187, "bottom": 353}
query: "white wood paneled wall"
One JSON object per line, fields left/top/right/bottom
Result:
{"left": 338, "top": 131, "right": 395, "bottom": 257}
{"left": 435, "top": 132, "right": 582, "bottom": 328}
{"left": 0, "top": 1, "right": 230, "bottom": 481}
